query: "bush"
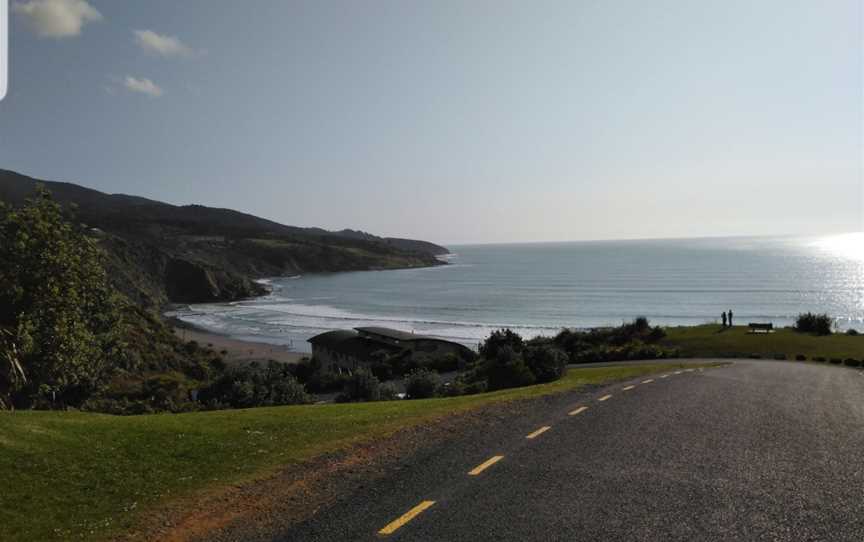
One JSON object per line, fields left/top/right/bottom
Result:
{"left": 794, "top": 313, "right": 833, "bottom": 336}
{"left": 485, "top": 346, "right": 535, "bottom": 391}
{"left": 292, "top": 357, "right": 348, "bottom": 393}
{"left": 379, "top": 382, "right": 400, "bottom": 401}
{"left": 844, "top": 358, "right": 860, "bottom": 368}
{"left": 795, "top": 354, "right": 807, "bottom": 361}
{"left": 336, "top": 370, "right": 381, "bottom": 402}
{"left": 405, "top": 368, "right": 440, "bottom": 399}
{"left": 523, "top": 344, "right": 568, "bottom": 383}
{"left": 199, "top": 361, "right": 310, "bottom": 408}
{"left": 846, "top": 328, "right": 859, "bottom": 336}
{"left": 830, "top": 358, "right": 843, "bottom": 365}
{"left": 773, "top": 353, "right": 787, "bottom": 361}
{"left": 0, "top": 188, "right": 125, "bottom": 408}
{"left": 479, "top": 329, "right": 525, "bottom": 360}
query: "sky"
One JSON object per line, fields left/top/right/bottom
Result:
{"left": 0, "top": 0, "right": 861, "bottom": 245}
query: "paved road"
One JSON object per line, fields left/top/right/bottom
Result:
{"left": 279, "top": 361, "right": 864, "bottom": 541}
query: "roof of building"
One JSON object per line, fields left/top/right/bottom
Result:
{"left": 308, "top": 329, "right": 404, "bottom": 360}
{"left": 307, "top": 329, "right": 359, "bottom": 348}
{"left": 354, "top": 326, "right": 437, "bottom": 342}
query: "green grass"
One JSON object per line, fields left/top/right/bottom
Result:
{"left": 662, "top": 324, "right": 864, "bottom": 360}
{"left": 0, "top": 363, "right": 703, "bottom": 542}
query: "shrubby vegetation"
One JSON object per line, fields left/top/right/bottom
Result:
{"left": 0, "top": 188, "right": 299, "bottom": 414}
{"left": 0, "top": 189, "right": 123, "bottom": 409}
{"left": 794, "top": 312, "right": 834, "bottom": 336}
{"left": 336, "top": 369, "right": 382, "bottom": 402}
{"left": 404, "top": 368, "right": 441, "bottom": 399}
{"left": 198, "top": 361, "right": 310, "bottom": 409}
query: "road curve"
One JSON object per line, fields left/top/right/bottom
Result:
{"left": 274, "top": 360, "right": 864, "bottom": 541}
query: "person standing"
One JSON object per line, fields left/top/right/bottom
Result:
{"left": 728, "top": 309, "right": 734, "bottom": 327}
{"left": 721, "top": 311, "right": 727, "bottom": 327}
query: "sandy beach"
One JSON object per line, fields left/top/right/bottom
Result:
{"left": 171, "top": 319, "right": 307, "bottom": 366}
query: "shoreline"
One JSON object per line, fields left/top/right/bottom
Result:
{"left": 170, "top": 317, "right": 307, "bottom": 365}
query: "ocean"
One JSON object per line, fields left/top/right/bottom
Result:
{"left": 170, "top": 233, "right": 864, "bottom": 353}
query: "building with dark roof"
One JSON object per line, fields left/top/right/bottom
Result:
{"left": 308, "top": 327, "right": 473, "bottom": 373}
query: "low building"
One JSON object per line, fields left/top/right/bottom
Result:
{"left": 307, "top": 327, "right": 473, "bottom": 373}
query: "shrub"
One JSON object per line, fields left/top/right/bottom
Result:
{"left": 0, "top": 188, "right": 125, "bottom": 408}
{"left": 830, "top": 358, "right": 842, "bottom": 365}
{"left": 773, "top": 353, "right": 787, "bottom": 361}
{"left": 379, "top": 382, "right": 400, "bottom": 401}
{"left": 523, "top": 344, "right": 568, "bottom": 383}
{"left": 795, "top": 354, "right": 807, "bottom": 361}
{"left": 337, "top": 370, "right": 381, "bottom": 402}
{"left": 199, "top": 361, "right": 310, "bottom": 408}
{"left": 479, "top": 329, "right": 525, "bottom": 360}
{"left": 405, "top": 368, "right": 440, "bottom": 399}
{"left": 794, "top": 312, "right": 833, "bottom": 335}
{"left": 846, "top": 328, "right": 859, "bottom": 336}
{"left": 485, "top": 346, "right": 535, "bottom": 391}
{"left": 844, "top": 358, "right": 861, "bottom": 368}
{"left": 748, "top": 354, "right": 762, "bottom": 359}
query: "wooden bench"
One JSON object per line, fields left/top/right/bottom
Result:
{"left": 748, "top": 322, "right": 773, "bottom": 334}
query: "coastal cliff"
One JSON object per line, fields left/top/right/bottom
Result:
{"left": 0, "top": 169, "right": 449, "bottom": 306}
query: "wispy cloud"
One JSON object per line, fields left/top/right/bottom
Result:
{"left": 122, "top": 76, "right": 163, "bottom": 98}
{"left": 12, "top": 0, "right": 102, "bottom": 38}
{"left": 133, "top": 29, "right": 198, "bottom": 58}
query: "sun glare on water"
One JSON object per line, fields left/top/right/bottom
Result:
{"left": 814, "top": 232, "right": 864, "bottom": 263}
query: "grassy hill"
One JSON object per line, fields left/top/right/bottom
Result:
{"left": 0, "top": 169, "right": 449, "bottom": 307}
{"left": 661, "top": 324, "right": 864, "bottom": 360}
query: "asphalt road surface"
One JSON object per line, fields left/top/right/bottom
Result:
{"left": 279, "top": 361, "right": 864, "bottom": 541}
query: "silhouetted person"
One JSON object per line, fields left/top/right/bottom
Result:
{"left": 721, "top": 311, "right": 727, "bottom": 327}
{"left": 728, "top": 309, "right": 733, "bottom": 327}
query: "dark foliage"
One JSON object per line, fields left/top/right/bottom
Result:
{"left": 199, "top": 361, "right": 310, "bottom": 409}
{"left": 336, "top": 370, "right": 381, "bottom": 402}
{"left": 0, "top": 188, "right": 123, "bottom": 408}
{"left": 794, "top": 312, "right": 833, "bottom": 336}
{"left": 404, "top": 368, "right": 441, "bottom": 399}
{"left": 523, "top": 343, "right": 568, "bottom": 383}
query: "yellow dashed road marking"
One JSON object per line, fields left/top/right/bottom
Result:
{"left": 526, "top": 426, "right": 551, "bottom": 439}
{"left": 642, "top": 379, "right": 654, "bottom": 384}
{"left": 379, "top": 501, "right": 436, "bottom": 535}
{"left": 569, "top": 406, "right": 588, "bottom": 416}
{"left": 598, "top": 394, "right": 613, "bottom": 402}
{"left": 468, "top": 455, "right": 504, "bottom": 476}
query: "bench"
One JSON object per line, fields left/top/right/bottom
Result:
{"left": 748, "top": 322, "right": 773, "bottom": 334}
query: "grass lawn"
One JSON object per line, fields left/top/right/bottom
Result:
{"left": 662, "top": 324, "right": 864, "bottom": 360}
{"left": 0, "top": 363, "right": 705, "bottom": 542}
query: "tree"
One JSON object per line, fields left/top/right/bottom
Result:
{"left": 0, "top": 187, "right": 123, "bottom": 408}
{"left": 524, "top": 343, "right": 568, "bottom": 383}
{"left": 405, "top": 368, "right": 440, "bottom": 399}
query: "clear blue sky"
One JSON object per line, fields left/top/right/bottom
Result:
{"left": 0, "top": 0, "right": 861, "bottom": 244}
